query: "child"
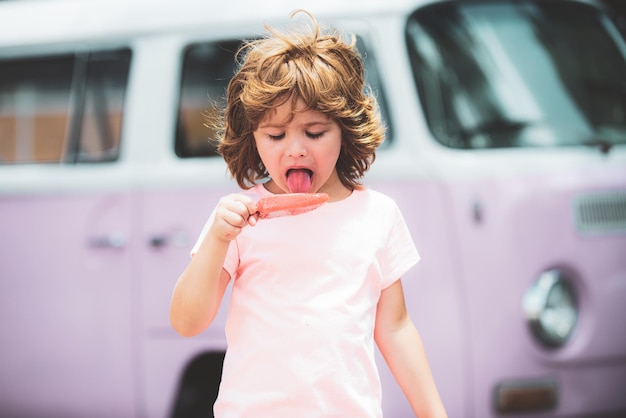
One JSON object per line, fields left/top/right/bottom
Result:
{"left": 170, "top": 10, "right": 447, "bottom": 418}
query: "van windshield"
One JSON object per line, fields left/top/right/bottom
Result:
{"left": 406, "top": 0, "right": 626, "bottom": 150}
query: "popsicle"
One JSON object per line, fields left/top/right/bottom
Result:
{"left": 256, "top": 193, "right": 329, "bottom": 219}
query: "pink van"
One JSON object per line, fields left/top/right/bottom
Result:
{"left": 1, "top": 0, "right": 625, "bottom": 416}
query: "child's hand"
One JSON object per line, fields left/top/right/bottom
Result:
{"left": 210, "top": 194, "right": 259, "bottom": 241}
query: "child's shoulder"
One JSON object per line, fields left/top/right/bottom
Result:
{"left": 353, "top": 187, "right": 401, "bottom": 211}
{"left": 358, "top": 186, "right": 394, "bottom": 201}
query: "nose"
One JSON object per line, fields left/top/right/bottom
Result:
{"left": 286, "top": 134, "right": 308, "bottom": 157}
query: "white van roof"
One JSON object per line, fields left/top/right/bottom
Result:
{"left": 0, "top": 0, "right": 425, "bottom": 48}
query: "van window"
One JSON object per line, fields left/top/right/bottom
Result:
{"left": 406, "top": 0, "right": 626, "bottom": 150}
{"left": 175, "top": 40, "right": 241, "bottom": 158}
{"left": 0, "top": 48, "right": 131, "bottom": 164}
{"left": 175, "top": 36, "right": 390, "bottom": 158}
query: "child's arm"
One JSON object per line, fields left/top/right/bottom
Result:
{"left": 169, "top": 194, "right": 257, "bottom": 337}
{"left": 374, "top": 280, "right": 448, "bottom": 418}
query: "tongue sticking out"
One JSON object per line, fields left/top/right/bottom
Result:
{"left": 287, "top": 169, "right": 312, "bottom": 193}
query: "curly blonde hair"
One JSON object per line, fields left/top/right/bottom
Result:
{"left": 217, "top": 10, "right": 385, "bottom": 190}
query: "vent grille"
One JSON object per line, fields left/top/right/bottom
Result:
{"left": 573, "top": 191, "right": 626, "bottom": 234}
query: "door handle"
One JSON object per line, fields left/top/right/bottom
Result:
{"left": 88, "top": 232, "right": 126, "bottom": 249}
{"left": 149, "top": 232, "right": 189, "bottom": 249}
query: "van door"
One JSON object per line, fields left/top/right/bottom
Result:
{"left": 131, "top": 38, "right": 243, "bottom": 418}
{"left": 0, "top": 49, "right": 136, "bottom": 417}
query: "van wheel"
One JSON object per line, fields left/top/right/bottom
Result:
{"left": 169, "top": 351, "right": 225, "bottom": 418}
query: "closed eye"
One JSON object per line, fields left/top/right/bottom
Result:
{"left": 266, "top": 131, "right": 324, "bottom": 140}
{"left": 306, "top": 131, "right": 324, "bottom": 139}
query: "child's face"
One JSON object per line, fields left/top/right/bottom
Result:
{"left": 253, "top": 98, "right": 348, "bottom": 200}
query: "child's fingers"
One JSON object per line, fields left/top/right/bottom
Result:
{"left": 222, "top": 209, "right": 248, "bottom": 228}
{"left": 247, "top": 212, "right": 259, "bottom": 227}
{"left": 228, "top": 195, "right": 257, "bottom": 225}
{"left": 238, "top": 195, "right": 258, "bottom": 220}
{"left": 214, "top": 194, "right": 258, "bottom": 233}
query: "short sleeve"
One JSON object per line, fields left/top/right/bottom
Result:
{"left": 190, "top": 210, "right": 215, "bottom": 256}
{"left": 190, "top": 210, "right": 239, "bottom": 278}
{"left": 380, "top": 203, "right": 420, "bottom": 289}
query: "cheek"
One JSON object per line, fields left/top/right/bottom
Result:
{"left": 329, "top": 146, "right": 342, "bottom": 166}
{"left": 314, "top": 144, "right": 342, "bottom": 179}
{"left": 254, "top": 140, "right": 280, "bottom": 174}
{"left": 327, "top": 137, "right": 343, "bottom": 165}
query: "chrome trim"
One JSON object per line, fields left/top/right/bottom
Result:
{"left": 523, "top": 269, "right": 578, "bottom": 348}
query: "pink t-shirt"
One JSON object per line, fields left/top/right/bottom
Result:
{"left": 193, "top": 184, "right": 420, "bottom": 417}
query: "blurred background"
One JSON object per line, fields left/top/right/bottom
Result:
{"left": 1, "top": 0, "right": 625, "bottom": 417}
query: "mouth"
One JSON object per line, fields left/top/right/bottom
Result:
{"left": 286, "top": 168, "right": 313, "bottom": 193}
